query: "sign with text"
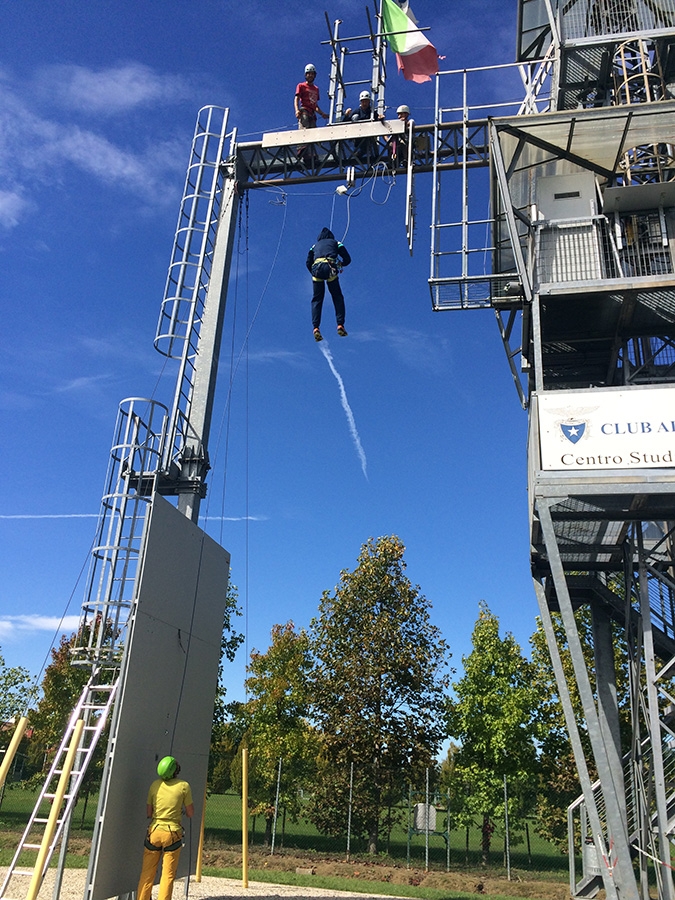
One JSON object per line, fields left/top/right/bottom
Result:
{"left": 538, "top": 386, "right": 675, "bottom": 471}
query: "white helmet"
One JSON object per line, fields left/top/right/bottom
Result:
{"left": 305, "top": 64, "right": 316, "bottom": 74}
{"left": 359, "top": 90, "right": 371, "bottom": 100}
{"left": 397, "top": 104, "right": 410, "bottom": 115}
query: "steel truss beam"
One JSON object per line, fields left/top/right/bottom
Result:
{"left": 235, "top": 121, "right": 489, "bottom": 188}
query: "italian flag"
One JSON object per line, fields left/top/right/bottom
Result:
{"left": 381, "top": 0, "right": 439, "bottom": 84}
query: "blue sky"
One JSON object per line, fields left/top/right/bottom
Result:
{"left": 0, "top": 0, "right": 533, "bottom": 704}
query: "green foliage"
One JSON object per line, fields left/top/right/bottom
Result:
{"left": 0, "top": 649, "right": 35, "bottom": 735}
{"left": 229, "top": 622, "right": 318, "bottom": 844}
{"left": 211, "top": 582, "right": 245, "bottom": 730}
{"left": 309, "top": 535, "right": 451, "bottom": 854}
{"left": 209, "top": 581, "right": 245, "bottom": 793}
{"left": 446, "top": 602, "right": 539, "bottom": 862}
{"left": 26, "top": 633, "right": 92, "bottom": 777}
{"left": 25, "top": 617, "right": 121, "bottom": 790}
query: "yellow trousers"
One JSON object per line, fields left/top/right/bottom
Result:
{"left": 137, "top": 828, "right": 183, "bottom": 900}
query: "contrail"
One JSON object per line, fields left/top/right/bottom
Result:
{"left": 0, "top": 513, "right": 266, "bottom": 522}
{"left": 0, "top": 514, "right": 99, "bottom": 519}
{"left": 319, "top": 341, "right": 368, "bottom": 479}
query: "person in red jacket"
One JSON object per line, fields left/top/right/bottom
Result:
{"left": 294, "top": 64, "right": 329, "bottom": 129}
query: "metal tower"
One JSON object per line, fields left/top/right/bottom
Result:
{"left": 10, "top": 3, "right": 675, "bottom": 899}
{"left": 485, "top": 3, "right": 675, "bottom": 899}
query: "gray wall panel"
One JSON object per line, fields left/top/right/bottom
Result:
{"left": 87, "top": 494, "right": 230, "bottom": 900}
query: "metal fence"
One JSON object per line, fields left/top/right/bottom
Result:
{"left": 203, "top": 787, "right": 573, "bottom": 877}
{"left": 0, "top": 765, "right": 573, "bottom": 879}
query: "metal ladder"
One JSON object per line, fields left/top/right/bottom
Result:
{"left": 0, "top": 666, "right": 119, "bottom": 900}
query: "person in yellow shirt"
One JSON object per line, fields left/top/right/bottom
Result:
{"left": 136, "top": 756, "right": 194, "bottom": 900}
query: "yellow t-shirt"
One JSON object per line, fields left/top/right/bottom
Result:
{"left": 147, "top": 778, "right": 193, "bottom": 829}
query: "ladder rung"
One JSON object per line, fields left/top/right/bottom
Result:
{"left": 0, "top": 668, "right": 119, "bottom": 895}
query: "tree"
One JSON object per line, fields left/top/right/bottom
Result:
{"left": 27, "top": 633, "right": 92, "bottom": 777}
{"left": 309, "top": 535, "right": 450, "bottom": 854}
{"left": 208, "top": 581, "right": 244, "bottom": 792}
{"left": 446, "top": 602, "right": 539, "bottom": 864}
{"left": 0, "top": 649, "right": 35, "bottom": 732}
{"left": 229, "top": 622, "right": 317, "bottom": 845}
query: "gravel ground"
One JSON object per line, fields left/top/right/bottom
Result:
{"left": 0, "top": 868, "right": 400, "bottom": 900}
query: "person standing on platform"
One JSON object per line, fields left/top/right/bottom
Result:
{"left": 391, "top": 104, "right": 414, "bottom": 168}
{"left": 343, "top": 91, "right": 382, "bottom": 163}
{"left": 294, "top": 64, "right": 329, "bottom": 167}
{"left": 136, "top": 756, "right": 194, "bottom": 900}
{"left": 343, "top": 90, "right": 382, "bottom": 123}
{"left": 306, "top": 227, "right": 351, "bottom": 341}
{"left": 294, "top": 64, "right": 329, "bottom": 129}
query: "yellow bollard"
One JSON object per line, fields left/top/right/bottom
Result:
{"left": 26, "top": 720, "right": 85, "bottom": 900}
{"left": 0, "top": 716, "right": 28, "bottom": 792}
{"left": 195, "top": 784, "right": 207, "bottom": 882}
{"left": 242, "top": 747, "right": 249, "bottom": 889}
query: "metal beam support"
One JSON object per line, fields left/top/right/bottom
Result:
{"left": 176, "top": 164, "right": 242, "bottom": 522}
{"left": 494, "top": 120, "right": 616, "bottom": 181}
{"left": 489, "top": 122, "right": 533, "bottom": 304}
{"left": 531, "top": 575, "right": 619, "bottom": 900}
{"left": 591, "top": 602, "right": 627, "bottom": 821}
{"left": 636, "top": 530, "right": 675, "bottom": 900}
{"left": 537, "top": 499, "right": 639, "bottom": 900}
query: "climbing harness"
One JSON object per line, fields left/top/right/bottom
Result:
{"left": 311, "top": 258, "right": 340, "bottom": 281}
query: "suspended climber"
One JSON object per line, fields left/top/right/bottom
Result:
{"left": 306, "top": 227, "right": 351, "bottom": 341}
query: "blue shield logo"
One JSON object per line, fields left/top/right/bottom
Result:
{"left": 561, "top": 422, "right": 586, "bottom": 444}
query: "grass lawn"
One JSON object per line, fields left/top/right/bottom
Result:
{"left": 0, "top": 785, "right": 571, "bottom": 892}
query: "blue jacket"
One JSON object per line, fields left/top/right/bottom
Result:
{"left": 306, "top": 228, "right": 351, "bottom": 272}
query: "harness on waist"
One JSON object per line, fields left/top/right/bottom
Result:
{"left": 145, "top": 827, "right": 183, "bottom": 853}
{"left": 311, "top": 257, "right": 340, "bottom": 282}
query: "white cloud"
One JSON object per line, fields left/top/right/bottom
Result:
{"left": 247, "top": 349, "right": 307, "bottom": 367}
{"left": 40, "top": 63, "right": 193, "bottom": 115}
{"left": 0, "top": 615, "right": 81, "bottom": 640}
{"left": 48, "top": 127, "right": 150, "bottom": 184}
{"left": 354, "top": 326, "right": 451, "bottom": 373}
{"left": 50, "top": 373, "right": 114, "bottom": 395}
{"left": 0, "top": 189, "right": 30, "bottom": 228}
{"left": 0, "top": 67, "right": 190, "bottom": 226}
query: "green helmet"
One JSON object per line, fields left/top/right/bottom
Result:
{"left": 157, "top": 756, "right": 178, "bottom": 780}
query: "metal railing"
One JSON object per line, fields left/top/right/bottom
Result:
{"left": 72, "top": 398, "right": 168, "bottom": 663}
{"left": 429, "top": 58, "right": 550, "bottom": 310}
{"left": 560, "top": 0, "right": 675, "bottom": 42}
{"left": 534, "top": 213, "right": 673, "bottom": 287}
